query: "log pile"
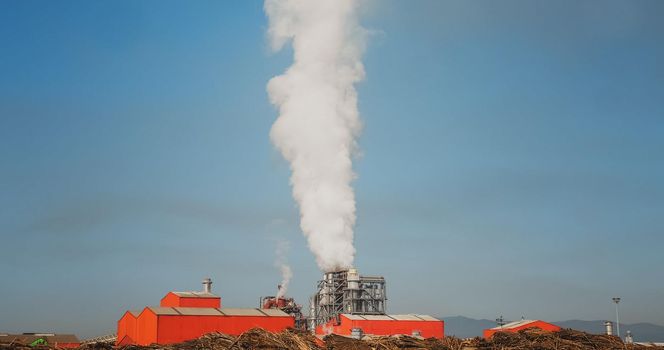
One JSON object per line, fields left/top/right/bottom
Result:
{"left": 2, "top": 328, "right": 663, "bottom": 350}
{"left": 123, "top": 329, "right": 319, "bottom": 350}
{"left": 456, "top": 328, "right": 658, "bottom": 350}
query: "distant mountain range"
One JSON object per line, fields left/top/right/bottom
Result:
{"left": 440, "top": 316, "right": 664, "bottom": 342}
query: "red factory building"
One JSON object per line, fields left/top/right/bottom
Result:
{"left": 117, "top": 279, "right": 293, "bottom": 345}
{"left": 483, "top": 319, "right": 561, "bottom": 338}
{"left": 316, "top": 314, "right": 444, "bottom": 339}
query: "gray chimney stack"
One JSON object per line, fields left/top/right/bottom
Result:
{"left": 605, "top": 321, "right": 613, "bottom": 336}
{"left": 202, "top": 277, "right": 212, "bottom": 293}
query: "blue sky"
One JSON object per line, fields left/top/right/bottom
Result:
{"left": 1, "top": 0, "right": 663, "bottom": 338}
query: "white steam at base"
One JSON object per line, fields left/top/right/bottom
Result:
{"left": 264, "top": 0, "right": 367, "bottom": 272}
{"left": 275, "top": 239, "right": 292, "bottom": 298}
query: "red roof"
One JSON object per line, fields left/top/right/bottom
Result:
{"left": 160, "top": 291, "right": 221, "bottom": 308}
{"left": 483, "top": 320, "right": 561, "bottom": 338}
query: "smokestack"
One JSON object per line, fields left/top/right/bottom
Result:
{"left": 605, "top": 321, "right": 613, "bottom": 336}
{"left": 202, "top": 277, "right": 212, "bottom": 293}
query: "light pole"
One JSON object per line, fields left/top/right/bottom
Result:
{"left": 612, "top": 297, "right": 621, "bottom": 339}
{"left": 496, "top": 315, "right": 505, "bottom": 328}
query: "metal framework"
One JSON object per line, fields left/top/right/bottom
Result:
{"left": 259, "top": 295, "right": 306, "bottom": 330}
{"left": 309, "top": 268, "right": 386, "bottom": 329}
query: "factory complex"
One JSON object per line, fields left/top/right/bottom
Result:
{"left": 117, "top": 269, "right": 447, "bottom": 345}
{"left": 112, "top": 269, "right": 576, "bottom": 345}
{"left": 0, "top": 270, "right": 574, "bottom": 346}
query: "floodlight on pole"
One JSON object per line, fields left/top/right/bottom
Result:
{"left": 612, "top": 297, "right": 621, "bottom": 339}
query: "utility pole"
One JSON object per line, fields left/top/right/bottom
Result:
{"left": 496, "top": 315, "right": 505, "bottom": 328}
{"left": 612, "top": 297, "right": 621, "bottom": 339}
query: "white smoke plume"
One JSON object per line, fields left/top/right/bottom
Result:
{"left": 275, "top": 239, "right": 292, "bottom": 298}
{"left": 264, "top": 0, "right": 367, "bottom": 272}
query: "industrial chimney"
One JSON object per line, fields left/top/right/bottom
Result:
{"left": 202, "top": 277, "right": 212, "bottom": 293}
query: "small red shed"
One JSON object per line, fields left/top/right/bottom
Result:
{"left": 483, "top": 319, "right": 561, "bottom": 338}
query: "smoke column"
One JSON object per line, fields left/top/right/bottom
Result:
{"left": 264, "top": 0, "right": 367, "bottom": 272}
{"left": 275, "top": 239, "right": 292, "bottom": 298}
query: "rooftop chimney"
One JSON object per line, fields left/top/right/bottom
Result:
{"left": 605, "top": 321, "right": 613, "bottom": 336}
{"left": 202, "top": 277, "right": 212, "bottom": 293}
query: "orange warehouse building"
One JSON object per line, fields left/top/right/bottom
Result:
{"left": 316, "top": 314, "right": 444, "bottom": 339}
{"left": 117, "top": 280, "right": 294, "bottom": 345}
{"left": 483, "top": 319, "right": 561, "bottom": 338}
{"left": 117, "top": 310, "right": 140, "bottom": 346}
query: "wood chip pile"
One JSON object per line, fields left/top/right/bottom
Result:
{"left": 2, "top": 328, "right": 663, "bottom": 350}
{"left": 446, "top": 328, "right": 663, "bottom": 350}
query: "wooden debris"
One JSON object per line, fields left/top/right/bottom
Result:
{"left": 2, "top": 327, "right": 663, "bottom": 350}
